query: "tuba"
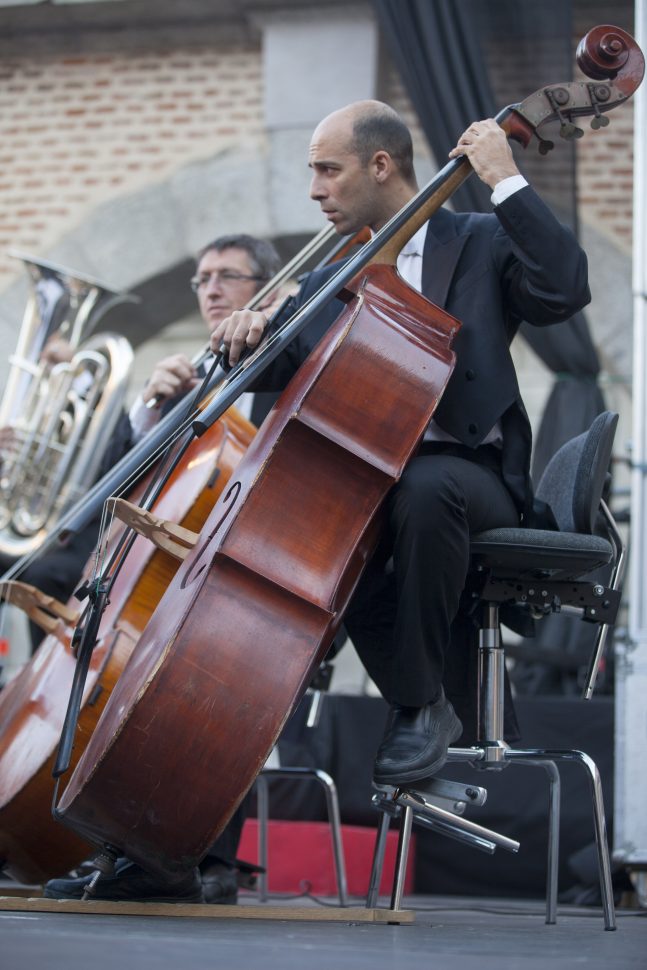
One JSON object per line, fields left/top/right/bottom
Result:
{"left": 0, "top": 252, "right": 135, "bottom": 562}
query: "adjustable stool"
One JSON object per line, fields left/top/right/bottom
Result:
{"left": 367, "top": 412, "right": 624, "bottom": 930}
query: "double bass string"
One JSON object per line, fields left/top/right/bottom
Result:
{"left": 88, "top": 349, "right": 228, "bottom": 592}
{"left": 52, "top": 346, "right": 232, "bottom": 778}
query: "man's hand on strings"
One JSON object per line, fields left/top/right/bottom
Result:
{"left": 449, "top": 118, "right": 520, "bottom": 189}
{"left": 210, "top": 310, "right": 269, "bottom": 366}
{"left": 142, "top": 353, "right": 200, "bottom": 406}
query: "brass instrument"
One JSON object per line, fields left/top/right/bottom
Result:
{"left": 0, "top": 253, "right": 135, "bottom": 562}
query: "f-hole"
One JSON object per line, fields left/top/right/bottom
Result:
{"left": 181, "top": 480, "right": 242, "bottom": 589}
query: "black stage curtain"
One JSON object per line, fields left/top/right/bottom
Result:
{"left": 523, "top": 311, "right": 606, "bottom": 484}
{"left": 372, "top": 0, "right": 494, "bottom": 213}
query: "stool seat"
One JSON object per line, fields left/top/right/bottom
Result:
{"left": 471, "top": 527, "right": 614, "bottom": 578}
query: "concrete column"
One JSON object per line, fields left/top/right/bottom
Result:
{"left": 253, "top": 5, "right": 379, "bottom": 235}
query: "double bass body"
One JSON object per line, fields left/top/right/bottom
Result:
{"left": 54, "top": 265, "right": 460, "bottom": 876}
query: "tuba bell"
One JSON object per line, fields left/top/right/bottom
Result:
{"left": 0, "top": 252, "right": 136, "bottom": 563}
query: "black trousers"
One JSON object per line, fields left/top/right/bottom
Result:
{"left": 343, "top": 443, "right": 519, "bottom": 726}
{"left": 203, "top": 797, "right": 250, "bottom": 868}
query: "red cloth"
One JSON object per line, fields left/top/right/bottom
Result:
{"left": 238, "top": 819, "right": 415, "bottom": 897}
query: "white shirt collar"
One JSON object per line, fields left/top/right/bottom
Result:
{"left": 399, "top": 221, "right": 428, "bottom": 258}
{"left": 369, "top": 220, "right": 428, "bottom": 257}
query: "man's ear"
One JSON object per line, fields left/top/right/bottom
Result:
{"left": 372, "top": 150, "right": 393, "bottom": 184}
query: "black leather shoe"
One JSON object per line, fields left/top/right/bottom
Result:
{"left": 200, "top": 862, "right": 239, "bottom": 904}
{"left": 199, "top": 858, "right": 265, "bottom": 904}
{"left": 43, "top": 856, "right": 205, "bottom": 903}
{"left": 373, "top": 689, "right": 463, "bottom": 786}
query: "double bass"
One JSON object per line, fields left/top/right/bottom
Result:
{"left": 53, "top": 26, "right": 644, "bottom": 878}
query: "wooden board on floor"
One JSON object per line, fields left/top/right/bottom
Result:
{"left": 0, "top": 895, "right": 415, "bottom": 924}
{"left": 0, "top": 885, "right": 40, "bottom": 897}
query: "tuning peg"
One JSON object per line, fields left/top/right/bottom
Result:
{"left": 538, "top": 138, "right": 554, "bottom": 155}
{"left": 591, "top": 115, "right": 610, "bottom": 130}
{"left": 559, "top": 122, "right": 585, "bottom": 140}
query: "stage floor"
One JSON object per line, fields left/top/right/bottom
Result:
{"left": 1, "top": 893, "right": 645, "bottom": 970}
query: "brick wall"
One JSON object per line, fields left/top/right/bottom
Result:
{"left": 380, "top": 60, "right": 436, "bottom": 178}
{"left": 480, "top": 3, "right": 635, "bottom": 256}
{"left": 0, "top": 44, "right": 264, "bottom": 288}
{"left": 0, "top": 4, "right": 635, "bottom": 285}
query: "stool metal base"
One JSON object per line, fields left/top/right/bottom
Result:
{"left": 367, "top": 782, "right": 519, "bottom": 911}
{"left": 255, "top": 767, "right": 348, "bottom": 906}
{"left": 367, "top": 747, "right": 615, "bottom": 930}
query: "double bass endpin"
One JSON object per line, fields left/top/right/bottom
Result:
{"left": 81, "top": 844, "right": 120, "bottom": 901}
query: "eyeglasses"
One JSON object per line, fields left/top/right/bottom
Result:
{"left": 189, "top": 270, "right": 267, "bottom": 292}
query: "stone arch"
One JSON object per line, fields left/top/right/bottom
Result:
{"left": 0, "top": 144, "right": 322, "bottom": 386}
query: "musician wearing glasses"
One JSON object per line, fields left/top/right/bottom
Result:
{"left": 126, "top": 235, "right": 284, "bottom": 443}
{"left": 1, "top": 234, "right": 283, "bottom": 660}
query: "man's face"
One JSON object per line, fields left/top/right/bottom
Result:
{"left": 194, "top": 247, "right": 262, "bottom": 333}
{"left": 308, "top": 117, "right": 381, "bottom": 235}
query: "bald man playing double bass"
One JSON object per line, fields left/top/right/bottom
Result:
{"left": 212, "top": 100, "right": 590, "bottom": 788}
{"left": 43, "top": 100, "right": 588, "bottom": 906}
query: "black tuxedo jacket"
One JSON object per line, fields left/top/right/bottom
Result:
{"left": 258, "top": 185, "right": 590, "bottom": 518}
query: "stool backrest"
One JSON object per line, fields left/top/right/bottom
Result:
{"left": 535, "top": 411, "right": 618, "bottom": 535}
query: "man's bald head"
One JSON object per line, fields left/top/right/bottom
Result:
{"left": 315, "top": 101, "right": 416, "bottom": 188}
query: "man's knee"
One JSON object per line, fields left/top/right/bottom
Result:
{"left": 390, "top": 457, "right": 465, "bottom": 531}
